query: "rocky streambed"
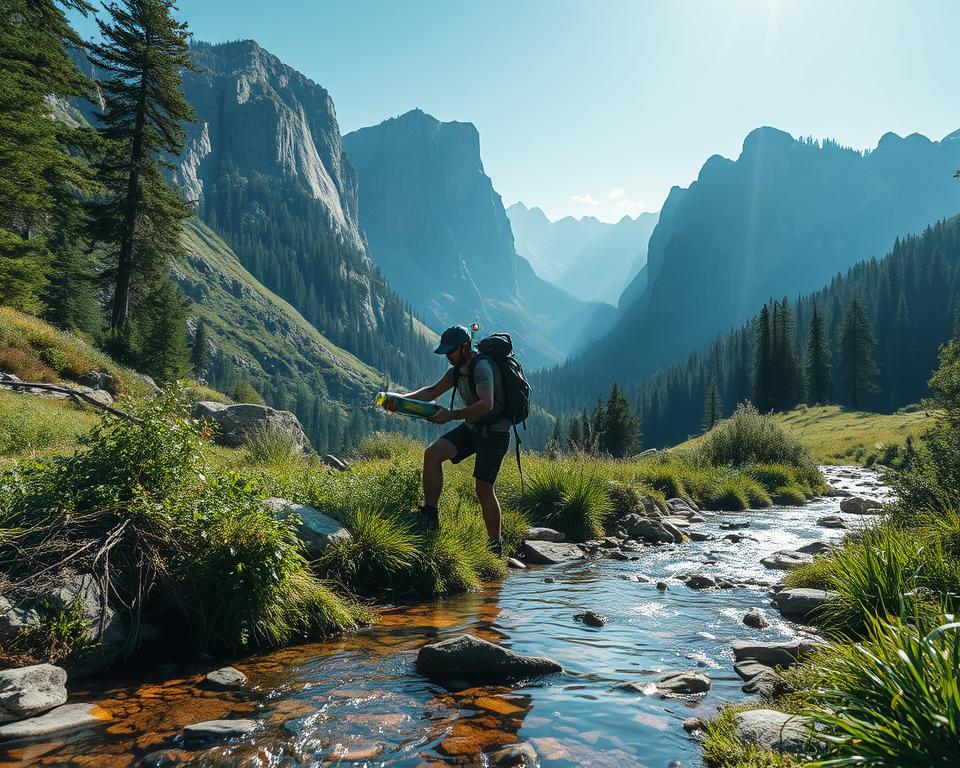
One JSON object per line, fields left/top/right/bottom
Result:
{"left": 0, "top": 466, "right": 888, "bottom": 768}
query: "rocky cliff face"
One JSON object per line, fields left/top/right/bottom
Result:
{"left": 177, "top": 40, "right": 362, "bottom": 247}
{"left": 546, "top": 125, "right": 960, "bottom": 402}
{"left": 343, "top": 109, "right": 614, "bottom": 368}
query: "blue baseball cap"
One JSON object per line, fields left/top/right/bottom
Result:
{"left": 433, "top": 325, "right": 471, "bottom": 355}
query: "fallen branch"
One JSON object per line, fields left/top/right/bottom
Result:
{"left": 0, "top": 380, "right": 142, "bottom": 423}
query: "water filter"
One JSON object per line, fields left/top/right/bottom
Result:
{"left": 375, "top": 391, "right": 440, "bottom": 420}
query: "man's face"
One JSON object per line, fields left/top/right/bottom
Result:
{"left": 446, "top": 343, "right": 468, "bottom": 368}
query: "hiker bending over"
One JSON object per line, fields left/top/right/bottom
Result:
{"left": 405, "top": 325, "right": 511, "bottom": 555}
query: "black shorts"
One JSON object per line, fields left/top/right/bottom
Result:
{"left": 441, "top": 423, "right": 511, "bottom": 484}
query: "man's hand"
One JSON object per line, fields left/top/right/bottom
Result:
{"left": 429, "top": 406, "right": 454, "bottom": 424}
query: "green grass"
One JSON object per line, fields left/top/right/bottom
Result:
{"left": 0, "top": 389, "right": 100, "bottom": 462}
{"left": 510, "top": 458, "right": 610, "bottom": 541}
{"left": 702, "top": 705, "right": 803, "bottom": 768}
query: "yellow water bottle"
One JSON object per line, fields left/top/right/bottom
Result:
{"left": 376, "top": 391, "right": 439, "bottom": 420}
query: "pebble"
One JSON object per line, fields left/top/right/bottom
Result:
{"left": 574, "top": 611, "right": 607, "bottom": 627}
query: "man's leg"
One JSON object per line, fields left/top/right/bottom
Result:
{"left": 423, "top": 437, "right": 457, "bottom": 508}
{"left": 474, "top": 479, "right": 502, "bottom": 541}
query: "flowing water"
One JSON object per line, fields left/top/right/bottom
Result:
{"left": 0, "top": 466, "right": 889, "bottom": 768}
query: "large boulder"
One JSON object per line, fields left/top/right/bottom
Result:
{"left": 262, "top": 498, "right": 352, "bottom": 557}
{"left": 817, "top": 515, "right": 848, "bottom": 529}
{"left": 48, "top": 575, "right": 126, "bottom": 672}
{"left": 733, "top": 709, "right": 813, "bottom": 754}
{"left": 772, "top": 588, "right": 839, "bottom": 618}
{"left": 416, "top": 634, "right": 562, "bottom": 686}
{"left": 0, "top": 702, "right": 109, "bottom": 741}
{"left": 629, "top": 518, "right": 679, "bottom": 544}
{"left": 192, "top": 401, "right": 311, "bottom": 452}
{"left": 0, "top": 664, "right": 67, "bottom": 723}
{"left": 522, "top": 540, "right": 585, "bottom": 565}
{"left": 840, "top": 496, "right": 882, "bottom": 514}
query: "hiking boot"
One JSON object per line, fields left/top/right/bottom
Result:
{"left": 419, "top": 504, "right": 440, "bottom": 530}
{"left": 488, "top": 537, "right": 504, "bottom": 557}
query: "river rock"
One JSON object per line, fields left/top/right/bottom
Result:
{"left": 734, "top": 659, "right": 774, "bottom": 682}
{"left": 723, "top": 532, "right": 757, "bottom": 543}
{"left": 823, "top": 485, "right": 853, "bottom": 497}
{"left": 0, "top": 596, "right": 40, "bottom": 637}
{"left": 0, "top": 664, "right": 68, "bottom": 723}
{"left": 795, "top": 541, "right": 831, "bottom": 555}
{"left": 655, "top": 671, "right": 710, "bottom": 695}
{"left": 760, "top": 550, "right": 813, "bottom": 570}
{"left": 743, "top": 609, "right": 769, "bottom": 629}
{"left": 684, "top": 575, "right": 716, "bottom": 590}
{"left": 688, "top": 531, "right": 713, "bottom": 542}
{"left": 204, "top": 667, "right": 247, "bottom": 691}
{"left": 682, "top": 716, "right": 705, "bottom": 733}
{"left": 416, "top": 634, "right": 561, "bottom": 686}
{"left": 733, "top": 709, "right": 812, "bottom": 754}
{"left": 0, "top": 702, "right": 108, "bottom": 741}
{"left": 262, "top": 498, "right": 352, "bottom": 557}
{"left": 486, "top": 741, "right": 538, "bottom": 767}
{"left": 574, "top": 611, "right": 606, "bottom": 627}
{"left": 192, "top": 401, "right": 310, "bottom": 452}
{"left": 740, "top": 665, "right": 779, "bottom": 696}
{"left": 525, "top": 527, "right": 565, "bottom": 543}
{"left": 817, "top": 514, "right": 848, "bottom": 529}
{"left": 522, "top": 540, "right": 585, "bottom": 565}
{"left": 628, "top": 518, "right": 678, "bottom": 543}
{"left": 720, "top": 521, "right": 750, "bottom": 530}
{"left": 839, "top": 496, "right": 882, "bottom": 514}
{"left": 181, "top": 718, "right": 258, "bottom": 742}
{"left": 507, "top": 557, "right": 526, "bottom": 570}
{"left": 608, "top": 550, "right": 639, "bottom": 561}
{"left": 772, "top": 588, "right": 838, "bottom": 617}
{"left": 732, "top": 640, "right": 817, "bottom": 667}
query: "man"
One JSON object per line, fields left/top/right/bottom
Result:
{"left": 405, "top": 325, "right": 511, "bottom": 555}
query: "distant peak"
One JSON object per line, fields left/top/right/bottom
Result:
{"left": 942, "top": 128, "right": 960, "bottom": 143}
{"left": 741, "top": 126, "right": 795, "bottom": 156}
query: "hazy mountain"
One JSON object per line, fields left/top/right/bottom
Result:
{"left": 170, "top": 40, "right": 435, "bottom": 386}
{"left": 540, "top": 126, "right": 960, "bottom": 402}
{"left": 343, "top": 109, "right": 615, "bottom": 369}
{"left": 507, "top": 204, "right": 659, "bottom": 305}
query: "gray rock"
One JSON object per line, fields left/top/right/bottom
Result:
{"left": 574, "top": 611, "right": 606, "bottom": 627}
{"left": 321, "top": 454, "right": 348, "bottom": 471}
{"left": 733, "top": 709, "right": 812, "bottom": 754}
{"left": 795, "top": 541, "right": 831, "bottom": 555}
{"left": 416, "top": 634, "right": 561, "bottom": 686}
{"left": 181, "top": 718, "right": 258, "bottom": 742}
{"left": 662, "top": 516, "right": 691, "bottom": 528}
{"left": 688, "top": 531, "right": 713, "bottom": 542}
{"left": 192, "top": 401, "right": 311, "bottom": 452}
{"left": 629, "top": 518, "right": 678, "bottom": 544}
{"left": 262, "top": 498, "right": 352, "bottom": 557}
{"left": 47, "top": 575, "right": 126, "bottom": 671}
{"left": 734, "top": 659, "right": 774, "bottom": 682}
{"left": 732, "top": 640, "right": 818, "bottom": 667}
{"left": 655, "top": 671, "right": 710, "bottom": 695}
{"left": 204, "top": 666, "right": 247, "bottom": 691}
{"left": 761, "top": 550, "right": 813, "bottom": 570}
{"left": 743, "top": 609, "right": 769, "bottom": 629}
{"left": 817, "top": 514, "right": 848, "bottom": 529}
{"left": 543, "top": 577, "right": 555, "bottom": 584}
{"left": 524, "top": 527, "right": 565, "bottom": 543}
{"left": 723, "top": 532, "right": 757, "bottom": 543}
{"left": 741, "top": 667, "right": 779, "bottom": 696}
{"left": 682, "top": 717, "right": 705, "bottom": 733}
{"left": 507, "top": 557, "right": 526, "bottom": 570}
{"left": 486, "top": 741, "right": 538, "bottom": 767}
{"left": 522, "top": 540, "right": 585, "bottom": 565}
{"left": 0, "top": 664, "right": 68, "bottom": 723}
{"left": 840, "top": 496, "right": 882, "bottom": 514}
{"left": 138, "top": 374, "right": 163, "bottom": 396}
{"left": 824, "top": 486, "right": 853, "bottom": 497}
{"left": 608, "top": 550, "right": 639, "bottom": 561}
{"left": 656, "top": 581, "right": 668, "bottom": 590}
{"left": 0, "top": 596, "right": 40, "bottom": 637}
{"left": 684, "top": 575, "right": 716, "bottom": 590}
{"left": 772, "top": 588, "right": 839, "bottom": 617}
{"left": 78, "top": 371, "right": 115, "bottom": 393}
{"left": 0, "top": 702, "right": 107, "bottom": 741}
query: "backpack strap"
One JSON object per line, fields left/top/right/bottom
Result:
{"left": 513, "top": 422, "right": 524, "bottom": 493}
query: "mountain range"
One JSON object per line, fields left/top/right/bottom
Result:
{"left": 506, "top": 203, "right": 659, "bottom": 305}
{"left": 540, "top": 126, "right": 960, "bottom": 403}
{"left": 343, "top": 109, "right": 615, "bottom": 368}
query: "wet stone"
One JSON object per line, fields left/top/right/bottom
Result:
{"left": 734, "top": 709, "right": 812, "bottom": 754}
{"left": 743, "top": 609, "right": 770, "bottom": 629}
{"left": 682, "top": 717, "right": 705, "bottom": 733}
{"left": 655, "top": 671, "right": 710, "bottom": 696}
{"left": 761, "top": 550, "right": 813, "bottom": 570}
{"left": 684, "top": 575, "right": 716, "bottom": 590}
{"left": 486, "top": 741, "right": 538, "bottom": 767}
{"left": 416, "top": 634, "right": 562, "bottom": 686}
{"left": 522, "top": 540, "right": 585, "bottom": 565}
{"left": 719, "top": 521, "right": 750, "bottom": 530}
{"left": 772, "top": 588, "right": 839, "bottom": 617}
{"left": 656, "top": 581, "right": 668, "bottom": 590}
{"left": 574, "top": 611, "right": 607, "bottom": 627}
{"left": 507, "top": 558, "right": 526, "bottom": 570}
{"left": 181, "top": 718, "right": 258, "bottom": 742}
{"left": 0, "top": 703, "right": 109, "bottom": 742}
{"left": 0, "top": 664, "right": 68, "bottom": 723}
{"left": 204, "top": 667, "right": 247, "bottom": 691}
{"left": 524, "top": 527, "right": 565, "bottom": 543}
{"left": 817, "top": 514, "right": 848, "bottom": 529}
{"left": 840, "top": 496, "right": 882, "bottom": 514}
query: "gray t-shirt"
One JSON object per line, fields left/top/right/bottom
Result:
{"left": 455, "top": 357, "right": 510, "bottom": 432}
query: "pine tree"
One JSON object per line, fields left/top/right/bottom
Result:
{"left": 0, "top": 0, "right": 96, "bottom": 311}
{"left": 703, "top": 380, "right": 722, "bottom": 431}
{"left": 601, "top": 383, "right": 639, "bottom": 457}
{"left": 567, "top": 414, "right": 582, "bottom": 449}
{"left": 753, "top": 304, "right": 773, "bottom": 411}
{"left": 591, "top": 398, "right": 607, "bottom": 451}
{"left": 580, "top": 408, "right": 592, "bottom": 449}
{"left": 191, "top": 316, "right": 210, "bottom": 377}
{"left": 233, "top": 378, "right": 264, "bottom": 405}
{"left": 41, "top": 201, "right": 103, "bottom": 335}
{"left": 803, "top": 304, "right": 831, "bottom": 404}
{"left": 88, "top": 0, "right": 195, "bottom": 330}
{"left": 839, "top": 297, "right": 879, "bottom": 409}
{"left": 131, "top": 277, "right": 189, "bottom": 383}
{"left": 550, "top": 417, "right": 563, "bottom": 452}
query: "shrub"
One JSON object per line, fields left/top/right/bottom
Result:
{"left": 801, "top": 612, "right": 960, "bottom": 766}
{"left": 704, "top": 474, "right": 770, "bottom": 511}
{"left": 232, "top": 379, "right": 265, "bottom": 405}
{"left": 354, "top": 431, "right": 422, "bottom": 462}
{"left": 514, "top": 460, "right": 609, "bottom": 541}
{"left": 772, "top": 483, "right": 808, "bottom": 506}
{"left": 696, "top": 402, "right": 814, "bottom": 469}
{"left": 0, "top": 347, "right": 56, "bottom": 382}
{"left": 245, "top": 424, "right": 300, "bottom": 466}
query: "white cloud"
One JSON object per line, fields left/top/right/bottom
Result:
{"left": 608, "top": 187, "right": 624, "bottom": 199}
{"left": 572, "top": 193, "right": 600, "bottom": 206}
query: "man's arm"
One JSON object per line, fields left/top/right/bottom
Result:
{"left": 430, "top": 360, "right": 495, "bottom": 423}
{"left": 405, "top": 368, "right": 455, "bottom": 402}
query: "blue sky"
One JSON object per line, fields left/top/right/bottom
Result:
{"left": 70, "top": 1, "right": 959, "bottom": 223}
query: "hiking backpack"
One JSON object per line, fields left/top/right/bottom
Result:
{"left": 449, "top": 333, "right": 531, "bottom": 482}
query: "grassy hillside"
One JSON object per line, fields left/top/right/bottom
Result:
{"left": 674, "top": 404, "right": 935, "bottom": 465}
{"left": 178, "top": 219, "right": 385, "bottom": 402}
